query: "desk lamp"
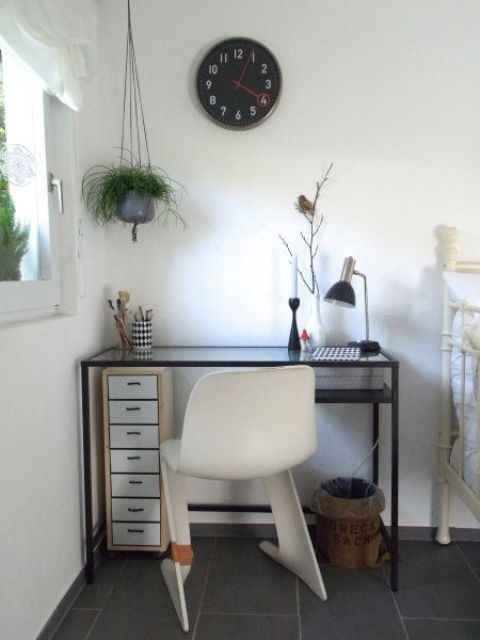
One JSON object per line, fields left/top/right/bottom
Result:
{"left": 324, "top": 256, "right": 380, "bottom": 353}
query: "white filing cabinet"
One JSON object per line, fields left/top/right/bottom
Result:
{"left": 102, "top": 367, "right": 173, "bottom": 552}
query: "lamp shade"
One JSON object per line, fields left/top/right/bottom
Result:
{"left": 324, "top": 280, "right": 356, "bottom": 307}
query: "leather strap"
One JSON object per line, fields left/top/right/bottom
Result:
{"left": 171, "top": 543, "right": 194, "bottom": 566}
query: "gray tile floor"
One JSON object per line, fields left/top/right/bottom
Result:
{"left": 52, "top": 538, "right": 480, "bottom": 640}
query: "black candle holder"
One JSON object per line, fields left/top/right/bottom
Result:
{"left": 288, "top": 297, "right": 301, "bottom": 351}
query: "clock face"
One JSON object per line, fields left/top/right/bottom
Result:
{"left": 195, "top": 38, "right": 281, "bottom": 129}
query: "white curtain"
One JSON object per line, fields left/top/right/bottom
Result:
{"left": 0, "top": 0, "right": 96, "bottom": 110}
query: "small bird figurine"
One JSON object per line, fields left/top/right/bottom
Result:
{"left": 297, "top": 194, "right": 315, "bottom": 213}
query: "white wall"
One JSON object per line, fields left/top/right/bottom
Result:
{"left": 3, "top": 1, "right": 480, "bottom": 637}
{"left": 94, "top": 0, "right": 480, "bottom": 529}
{"left": 0, "top": 72, "right": 109, "bottom": 640}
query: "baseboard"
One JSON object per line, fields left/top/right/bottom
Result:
{"left": 37, "top": 540, "right": 105, "bottom": 640}
{"left": 191, "top": 522, "right": 480, "bottom": 542}
{"left": 191, "top": 523, "right": 278, "bottom": 538}
{"left": 398, "top": 526, "right": 480, "bottom": 542}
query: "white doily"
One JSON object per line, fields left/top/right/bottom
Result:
{"left": 0, "top": 144, "right": 36, "bottom": 186}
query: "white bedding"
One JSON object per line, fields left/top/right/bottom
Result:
{"left": 444, "top": 272, "right": 480, "bottom": 491}
{"left": 450, "top": 439, "right": 478, "bottom": 490}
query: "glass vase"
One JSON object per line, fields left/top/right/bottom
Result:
{"left": 305, "top": 292, "right": 326, "bottom": 348}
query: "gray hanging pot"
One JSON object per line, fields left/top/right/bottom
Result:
{"left": 116, "top": 191, "right": 155, "bottom": 224}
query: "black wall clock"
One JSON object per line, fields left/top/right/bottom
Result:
{"left": 195, "top": 37, "right": 282, "bottom": 129}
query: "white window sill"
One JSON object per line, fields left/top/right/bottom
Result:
{"left": 0, "top": 303, "right": 76, "bottom": 329}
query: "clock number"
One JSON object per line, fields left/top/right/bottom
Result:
{"left": 235, "top": 110, "right": 242, "bottom": 120}
{"left": 206, "top": 80, "right": 212, "bottom": 90}
{"left": 250, "top": 106, "right": 257, "bottom": 116}
{"left": 233, "top": 48, "right": 243, "bottom": 60}
{"left": 265, "top": 79, "right": 272, "bottom": 89}
{"left": 219, "top": 52, "right": 228, "bottom": 63}
{"left": 221, "top": 106, "right": 227, "bottom": 116}
{"left": 209, "top": 95, "right": 217, "bottom": 105}
{"left": 261, "top": 63, "right": 268, "bottom": 74}
{"left": 258, "top": 93, "right": 271, "bottom": 107}
{"left": 208, "top": 64, "right": 218, "bottom": 75}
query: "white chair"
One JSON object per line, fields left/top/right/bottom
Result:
{"left": 160, "top": 365, "right": 327, "bottom": 632}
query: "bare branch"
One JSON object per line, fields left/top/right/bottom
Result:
{"left": 281, "top": 164, "right": 332, "bottom": 296}
{"left": 279, "top": 234, "right": 293, "bottom": 257}
{"left": 312, "top": 216, "right": 324, "bottom": 237}
{"left": 300, "top": 232, "right": 310, "bottom": 248}
{"left": 312, "top": 162, "right": 333, "bottom": 209}
{"left": 298, "top": 268, "right": 314, "bottom": 293}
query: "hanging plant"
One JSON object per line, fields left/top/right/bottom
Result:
{"left": 81, "top": 0, "right": 185, "bottom": 241}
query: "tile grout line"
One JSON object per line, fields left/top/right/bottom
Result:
{"left": 387, "top": 584, "right": 411, "bottom": 640}
{"left": 191, "top": 536, "right": 217, "bottom": 640}
{"left": 74, "top": 556, "right": 130, "bottom": 639}
{"left": 105, "top": 556, "right": 129, "bottom": 599}
{"left": 200, "top": 611, "right": 299, "bottom": 617}
{"left": 455, "top": 543, "right": 480, "bottom": 586}
{"left": 295, "top": 578, "right": 302, "bottom": 640}
{"left": 82, "top": 609, "right": 102, "bottom": 640}
{"left": 402, "top": 615, "right": 480, "bottom": 622}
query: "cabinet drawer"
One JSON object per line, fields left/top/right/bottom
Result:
{"left": 111, "top": 474, "right": 160, "bottom": 497}
{"left": 110, "top": 449, "right": 159, "bottom": 473}
{"left": 109, "top": 425, "right": 159, "bottom": 449}
{"left": 112, "top": 498, "right": 160, "bottom": 522}
{"left": 109, "top": 400, "right": 158, "bottom": 424}
{"left": 112, "top": 522, "right": 160, "bottom": 546}
{"left": 108, "top": 375, "right": 158, "bottom": 400}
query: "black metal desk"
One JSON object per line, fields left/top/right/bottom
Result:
{"left": 80, "top": 347, "right": 399, "bottom": 588}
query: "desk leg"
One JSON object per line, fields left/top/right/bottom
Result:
{"left": 390, "top": 366, "right": 399, "bottom": 591}
{"left": 373, "top": 403, "right": 379, "bottom": 485}
{"left": 81, "top": 362, "right": 95, "bottom": 584}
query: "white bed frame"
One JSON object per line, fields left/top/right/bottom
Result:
{"left": 436, "top": 227, "right": 480, "bottom": 544}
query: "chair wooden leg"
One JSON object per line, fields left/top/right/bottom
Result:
{"left": 260, "top": 470, "right": 327, "bottom": 601}
{"left": 160, "top": 459, "right": 193, "bottom": 632}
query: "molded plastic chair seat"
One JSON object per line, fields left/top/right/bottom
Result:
{"left": 160, "top": 366, "right": 327, "bottom": 632}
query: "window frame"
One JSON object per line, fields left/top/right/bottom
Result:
{"left": 0, "top": 42, "right": 77, "bottom": 320}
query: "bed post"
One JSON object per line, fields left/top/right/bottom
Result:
{"left": 436, "top": 227, "right": 458, "bottom": 544}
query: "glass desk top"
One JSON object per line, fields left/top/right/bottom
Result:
{"left": 83, "top": 346, "right": 398, "bottom": 368}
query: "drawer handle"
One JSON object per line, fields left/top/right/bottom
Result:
{"left": 129, "top": 480, "right": 143, "bottom": 485}
{"left": 127, "top": 456, "right": 141, "bottom": 460}
{"left": 126, "top": 431, "right": 141, "bottom": 435}
{"left": 127, "top": 382, "right": 141, "bottom": 386}
{"left": 126, "top": 406, "right": 141, "bottom": 411}
{"left": 127, "top": 528, "right": 144, "bottom": 533}
{"left": 128, "top": 507, "right": 144, "bottom": 512}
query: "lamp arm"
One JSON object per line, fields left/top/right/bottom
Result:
{"left": 354, "top": 270, "right": 369, "bottom": 341}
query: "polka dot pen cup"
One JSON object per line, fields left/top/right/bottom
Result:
{"left": 132, "top": 320, "right": 152, "bottom": 351}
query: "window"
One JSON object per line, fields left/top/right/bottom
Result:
{"left": 0, "top": 45, "right": 65, "bottom": 315}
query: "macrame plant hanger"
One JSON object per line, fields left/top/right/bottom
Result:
{"left": 120, "top": 0, "right": 151, "bottom": 241}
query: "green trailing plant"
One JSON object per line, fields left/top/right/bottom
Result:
{"left": 0, "top": 172, "right": 30, "bottom": 281}
{"left": 82, "top": 160, "right": 184, "bottom": 228}
{"left": 81, "top": 1, "right": 185, "bottom": 241}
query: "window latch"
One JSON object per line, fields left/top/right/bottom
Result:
{"left": 48, "top": 172, "right": 64, "bottom": 213}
